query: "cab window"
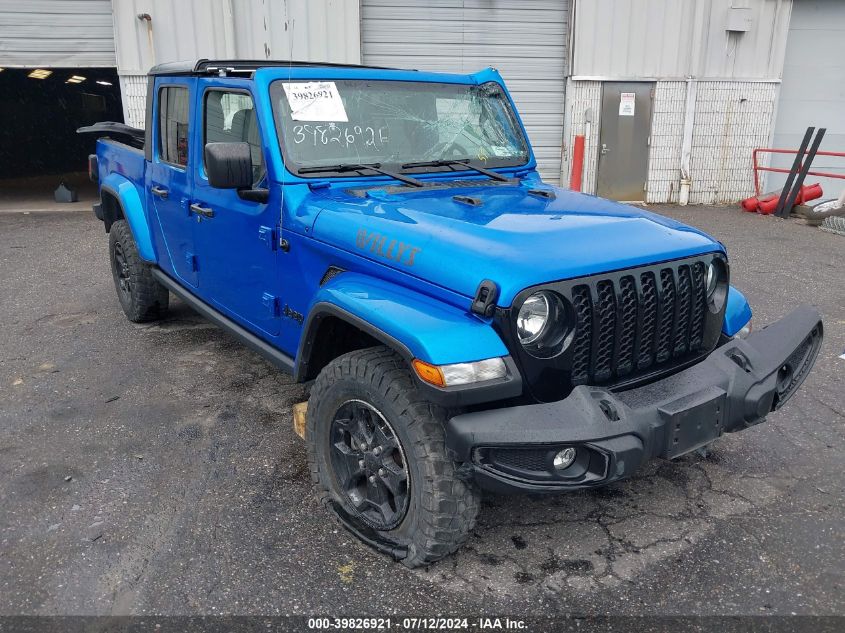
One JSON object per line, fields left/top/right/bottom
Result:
{"left": 204, "top": 90, "right": 265, "bottom": 184}
{"left": 158, "top": 86, "right": 190, "bottom": 167}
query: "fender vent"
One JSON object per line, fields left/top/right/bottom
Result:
{"left": 319, "top": 266, "right": 345, "bottom": 286}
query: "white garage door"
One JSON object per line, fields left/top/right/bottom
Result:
{"left": 770, "top": 0, "right": 845, "bottom": 198}
{"left": 0, "top": 0, "right": 115, "bottom": 67}
{"left": 361, "top": 0, "right": 569, "bottom": 184}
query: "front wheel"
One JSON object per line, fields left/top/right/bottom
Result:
{"left": 306, "top": 347, "right": 480, "bottom": 567}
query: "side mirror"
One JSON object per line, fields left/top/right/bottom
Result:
{"left": 204, "top": 142, "right": 252, "bottom": 189}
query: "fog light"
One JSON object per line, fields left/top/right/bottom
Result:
{"left": 553, "top": 447, "right": 577, "bottom": 470}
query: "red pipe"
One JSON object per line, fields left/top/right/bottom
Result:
{"left": 753, "top": 148, "right": 845, "bottom": 196}
{"left": 570, "top": 135, "right": 585, "bottom": 191}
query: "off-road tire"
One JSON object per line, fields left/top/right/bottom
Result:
{"left": 108, "top": 220, "right": 169, "bottom": 323}
{"left": 306, "top": 346, "right": 480, "bottom": 567}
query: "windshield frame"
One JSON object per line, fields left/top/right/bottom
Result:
{"left": 268, "top": 78, "right": 532, "bottom": 179}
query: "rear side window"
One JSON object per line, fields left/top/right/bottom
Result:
{"left": 158, "top": 86, "right": 190, "bottom": 167}
{"left": 204, "top": 90, "right": 265, "bottom": 184}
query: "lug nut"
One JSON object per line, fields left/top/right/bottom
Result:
{"left": 368, "top": 475, "right": 376, "bottom": 483}
{"left": 378, "top": 468, "right": 385, "bottom": 476}
{"left": 358, "top": 459, "right": 365, "bottom": 469}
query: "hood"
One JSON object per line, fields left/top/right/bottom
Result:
{"left": 310, "top": 182, "right": 722, "bottom": 307}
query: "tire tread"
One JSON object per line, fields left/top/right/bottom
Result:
{"left": 109, "top": 220, "right": 169, "bottom": 323}
{"left": 306, "top": 346, "right": 479, "bottom": 567}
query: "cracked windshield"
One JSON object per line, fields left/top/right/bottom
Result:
{"left": 270, "top": 79, "right": 529, "bottom": 175}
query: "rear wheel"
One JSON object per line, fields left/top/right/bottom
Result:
{"left": 306, "top": 347, "right": 480, "bottom": 567}
{"left": 108, "top": 220, "right": 169, "bottom": 322}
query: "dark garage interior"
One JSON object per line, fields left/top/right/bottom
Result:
{"left": 0, "top": 67, "right": 123, "bottom": 210}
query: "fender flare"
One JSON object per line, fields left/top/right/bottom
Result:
{"left": 723, "top": 286, "right": 753, "bottom": 336}
{"left": 101, "top": 173, "right": 156, "bottom": 263}
{"left": 294, "top": 273, "right": 520, "bottom": 405}
{"left": 296, "top": 272, "right": 509, "bottom": 374}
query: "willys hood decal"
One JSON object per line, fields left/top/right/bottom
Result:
{"left": 311, "top": 183, "right": 721, "bottom": 307}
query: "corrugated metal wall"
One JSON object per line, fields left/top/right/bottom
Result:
{"left": 360, "top": 0, "right": 570, "bottom": 184}
{"left": 113, "top": 0, "right": 360, "bottom": 74}
{"left": 573, "top": 0, "right": 791, "bottom": 80}
{"left": 230, "top": 0, "right": 361, "bottom": 65}
{"left": 770, "top": 0, "right": 845, "bottom": 196}
{"left": 112, "top": 0, "right": 361, "bottom": 127}
{"left": 0, "top": 0, "right": 115, "bottom": 67}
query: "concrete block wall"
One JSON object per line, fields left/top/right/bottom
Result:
{"left": 119, "top": 74, "right": 148, "bottom": 129}
{"left": 687, "top": 81, "right": 778, "bottom": 204}
{"left": 646, "top": 81, "right": 686, "bottom": 203}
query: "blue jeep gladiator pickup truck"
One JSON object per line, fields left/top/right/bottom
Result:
{"left": 81, "top": 59, "right": 822, "bottom": 567}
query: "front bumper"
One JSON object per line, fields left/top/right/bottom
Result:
{"left": 446, "top": 305, "right": 823, "bottom": 494}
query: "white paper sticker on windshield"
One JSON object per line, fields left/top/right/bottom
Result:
{"left": 282, "top": 82, "right": 348, "bottom": 122}
{"left": 490, "top": 145, "right": 516, "bottom": 157}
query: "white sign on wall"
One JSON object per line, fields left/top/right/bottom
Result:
{"left": 619, "top": 92, "right": 636, "bottom": 117}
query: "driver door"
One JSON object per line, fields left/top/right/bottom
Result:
{"left": 192, "top": 85, "right": 281, "bottom": 337}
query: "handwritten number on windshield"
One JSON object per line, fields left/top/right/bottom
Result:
{"left": 292, "top": 124, "right": 388, "bottom": 149}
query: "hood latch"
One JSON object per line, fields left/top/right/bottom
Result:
{"left": 471, "top": 279, "right": 500, "bottom": 317}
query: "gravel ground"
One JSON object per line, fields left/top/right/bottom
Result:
{"left": 0, "top": 205, "right": 843, "bottom": 617}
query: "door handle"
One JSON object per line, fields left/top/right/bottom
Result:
{"left": 190, "top": 203, "right": 215, "bottom": 218}
{"left": 600, "top": 144, "right": 609, "bottom": 155}
{"left": 151, "top": 185, "right": 169, "bottom": 199}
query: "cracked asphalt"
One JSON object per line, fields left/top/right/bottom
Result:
{"left": 0, "top": 205, "right": 843, "bottom": 616}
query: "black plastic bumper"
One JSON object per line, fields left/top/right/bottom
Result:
{"left": 445, "top": 305, "right": 823, "bottom": 494}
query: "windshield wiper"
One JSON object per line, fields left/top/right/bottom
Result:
{"left": 297, "top": 162, "right": 423, "bottom": 187}
{"left": 401, "top": 159, "right": 510, "bottom": 182}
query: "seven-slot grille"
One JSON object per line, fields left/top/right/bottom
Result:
{"left": 568, "top": 260, "right": 710, "bottom": 386}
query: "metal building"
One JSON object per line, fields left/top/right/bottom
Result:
{"left": 2, "top": 0, "right": 843, "bottom": 203}
{"left": 0, "top": 0, "right": 359, "bottom": 183}
{"left": 360, "top": 0, "right": 570, "bottom": 184}
{"left": 565, "top": 0, "right": 793, "bottom": 204}
{"left": 112, "top": 0, "right": 361, "bottom": 128}
{"left": 0, "top": 0, "right": 116, "bottom": 67}
{"left": 769, "top": 0, "right": 845, "bottom": 197}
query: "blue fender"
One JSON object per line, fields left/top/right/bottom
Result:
{"left": 101, "top": 173, "right": 156, "bottom": 263}
{"left": 298, "top": 272, "right": 509, "bottom": 373}
{"left": 723, "top": 286, "right": 753, "bottom": 336}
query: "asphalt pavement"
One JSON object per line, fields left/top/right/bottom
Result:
{"left": 0, "top": 205, "right": 843, "bottom": 617}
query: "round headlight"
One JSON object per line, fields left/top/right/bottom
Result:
{"left": 705, "top": 262, "right": 718, "bottom": 298}
{"left": 515, "top": 291, "right": 571, "bottom": 358}
{"left": 705, "top": 259, "right": 728, "bottom": 313}
{"left": 517, "top": 293, "right": 550, "bottom": 345}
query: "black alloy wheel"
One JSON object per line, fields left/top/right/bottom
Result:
{"left": 329, "top": 399, "right": 410, "bottom": 530}
{"left": 107, "top": 219, "right": 169, "bottom": 323}
{"left": 307, "top": 346, "right": 481, "bottom": 567}
{"left": 113, "top": 241, "right": 132, "bottom": 299}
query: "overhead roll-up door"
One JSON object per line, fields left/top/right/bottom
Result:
{"left": 0, "top": 0, "right": 115, "bottom": 67}
{"left": 361, "top": 0, "right": 569, "bottom": 183}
